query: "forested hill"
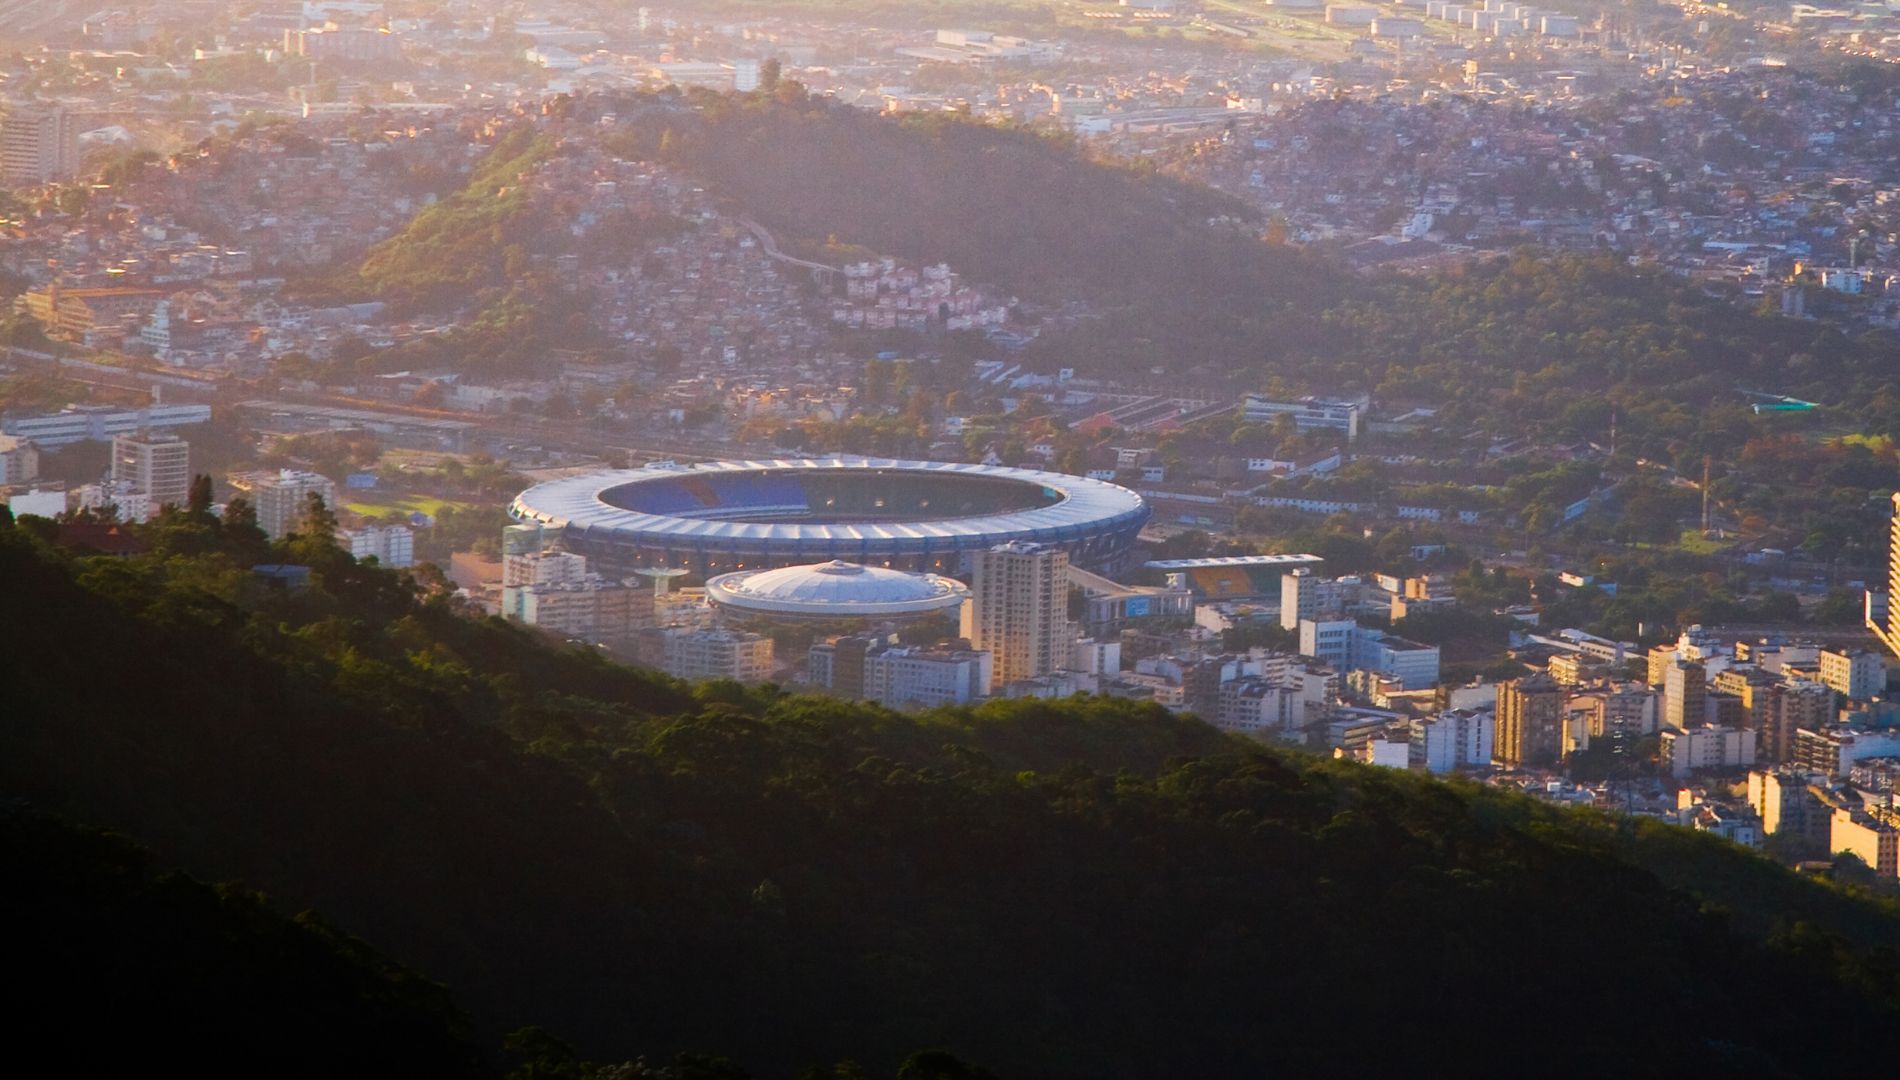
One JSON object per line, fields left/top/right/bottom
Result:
{"left": 5, "top": 506, "right": 1900, "bottom": 1076}
{"left": 0, "top": 807, "right": 487, "bottom": 1077}
{"left": 580, "top": 87, "right": 1327, "bottom": 312}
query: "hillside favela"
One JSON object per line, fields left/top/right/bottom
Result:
{"left": 12, "top": 0, "right": 1900, "bottom": 1075}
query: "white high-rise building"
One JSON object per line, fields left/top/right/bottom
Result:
{"left": 1819, "top": 647, "right": 1885, "bottom": 701}
{"left": 248, "top": 469, "right": 337, "bottom": 540}
{"left": 73, "top": 479, "right": 155, "bottom": 523}
{"left": 962, "top": 541, "right": 1070, "bottom": 691}
{"left": 654, "top": 627, "right": 775, "bottom": 682}
{"left": 512, "top": 578, "right": 652, "bottom": 646}
{"left": 861, "top": 646, "right": 993, "bottom": 709}
{"left": 111, "top": 432, "right": 190, "bottom": 508}
{"left": 1, "top": 105, "right": 81, "bottom": 186}
{"left": 1410, "top": 708, "right": 1495, "bottom": 773}
{"left": 503, "top": 548, "right": 590, "bottom": 588}
{"left": 338, "top": 524, "right": 415, "bottom": 568}
{"left": 1281, "top": 568, "right": 1319, "bottom": 630}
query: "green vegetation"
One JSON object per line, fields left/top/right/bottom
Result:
{"left": 1, "top": 806, "right": 484, "bottom": 1076}
{"left": 5, "top": 503, "right": 1900, "bottom": 1074}
{"left": 354, "top": 125, "right": 563, "bottom": 309}
{"left": 585, "top": 86, "right": 1330, "bottom": 314}
{"left": 345, "top": 493, "right": 478, "bottom": 520}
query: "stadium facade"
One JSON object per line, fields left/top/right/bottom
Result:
{"left": 510, "top": 457, "right": 1150, "bottom": 577}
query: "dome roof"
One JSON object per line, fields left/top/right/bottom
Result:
{"left": 707, "top": 560, "right": 969, "bottom": 619}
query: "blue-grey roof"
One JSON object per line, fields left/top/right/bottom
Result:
{"left": 510, "top": 457, "right": 1148, "bottom": 547}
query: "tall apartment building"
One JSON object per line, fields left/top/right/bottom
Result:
{"left": 247, "top": 469, "right": 337, "bottom": 540}
{"left": 110, "top": 432, "right": 190, "bottom": 508}
{"left": 0, "top": 434, "right": 39, "bottom": 485}
{"left": 652, "top": 627, "right": 774, "bottom": 683}
{"left": 1297, "top": 617, "right": 1440, "bottom": 690}
{"left": 1713, "top": 665, "right": 1779, "bottom": 733}
{"left": 1819, "top": 647, "right": 1885, "bottom": 701}
{"left": 284, "top": 27, "right": 403, "bottom": 62}
{"left": 503, "top": 548, "right": 590, "bottom": 588}
{"left": 1763, "top": 679, "right": 1834, "bottom": 765}
{"left": 1, "top": 105, "right": 80, "bottom": 186}
{"left": 512, "top": 578, "right": 651, "bottom": 647}
{"left": 1411, "top": 707, "right": 1495, "bottom": 773}
{"left": 1882, "top": 491, "right": 1900, "bottom": 653}
{"left": 1494, "top": 673, "right": 1563, "bottom": 768}
{"left": 74, "top": 479, "right": 154, "bottom": 523}
{"left": 962, "top": 541, "right": 1069, "bottom": 690}
{"left": 1663, "top": 659, "right": 1707, "bottom": 730}
{"left": 1659, "top": 725, "right": 1757, "bottom": 778}
{"left": 1747, "top": 770, "right": 1833, "bottom": 848}
{"left": 1587, "top": 683, "right": 1657, "bottom": 737}
{"left": 1281, "top": 568, "right": 1319, "bottom": 630}
{"left": 1215, "top": 676, "right": 1292, "bottom": 739}
{"left": 338, "top": 523, "right": 414, "bottom": 568}
{"left": 1831, "top": 806, "right": 1900, "bottom": 880}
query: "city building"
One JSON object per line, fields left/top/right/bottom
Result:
{"left": 1240, "top": 395, "right": 1363, "bottom": 440}
{"left": 1298, "top": 617, "right": 1439, "bottom": 690}
{"left": 1214, "top": 676, "right": 1292, "bottom": 739}
{"left": 650, "top": 626, "right": 775, "bottom": 682}
{"left": 510, "top": 578, "right": 651, "bottom": 647}
{"left": 1, "top": 105, "right": 80, "bottom": 185}
{"left": 1831, "top": 806, "right": 1900, "bottom": 880}
{"left": 504, "top": 548, "right": 590, "bottom": 588}
{"left": 1747, "top": 770, "right": 1833, "bottom": 847}
{"left": 284, "top": 27, "right": 403, "bottom": 62}
{"left": 963, "top": 541, "right": 1070, "bottom": 691}
{"left": 6, "top": 485, "right": 66, "bottom": 519}
{"left": 1660, "top": 725, "right": 1758, "bottom": 778}
{"left": 1793, "top": 727, "right": 1900, "bottom": 778}
{"left": 1282, "top": 568, "right": 1320, "bottom": 630}
{"left": 244, "top": 469, "right": 337, "bottom": 540}
{"left": 338, "top": 524, "right": 415, "bottom": 568}
{"left": 1411, "top": 708, "right": 1495, "bottom": 774}
{"left": 20, "top": 285, "right": 166, "bottom": 342}
{"left": 110, "top": 432, "right": 190, "bottom": 509}
{"left": 2, "top": 403, "right": 210, "bottom": 448}
{"left": 1495, "top": 673, "right": 1563, "bottom": 768}
{"left": 809, "top": 634, "right": 992, "bottom": 709}
{"left": 73, "top": 480, "right": 154, "bottom": 523}
{"left": 1664, "top": 659, "right": 1707, "bottom": 731}
{"left": 1819, "top": 647, "right": 1885, "bottom": 701}
{"left": 0, "top": 435, "right": 38, "bottom": 485}
{"left": 1764, "top": 680, "right": 1835, "bottom": 765}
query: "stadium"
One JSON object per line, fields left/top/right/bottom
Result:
{"left": 509, "top": 457, "right": 1150, "bottom": 578}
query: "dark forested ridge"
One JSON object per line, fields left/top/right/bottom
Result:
{"left": 5, "top": 506, "right": 1900, "bottom": 1076}
{"left": 0, "top": 806, "right": 485, "bottom": 1077}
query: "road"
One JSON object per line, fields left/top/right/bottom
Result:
{"left": 738, "top": 218, "right": 840, "bottom": 277}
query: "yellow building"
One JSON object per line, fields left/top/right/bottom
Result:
{"left": 1832, "top": 806, "right": 1900, "bottom": 880}
{"left": 21, "top": 285, "right": 165, "bottom": 342}
{"left": 1494, "top": 673, "right": 1563, "bottom": 768}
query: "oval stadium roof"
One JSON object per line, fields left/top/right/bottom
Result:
{"left": 509, "top": 457, "right": 1149, "bottom": 548}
